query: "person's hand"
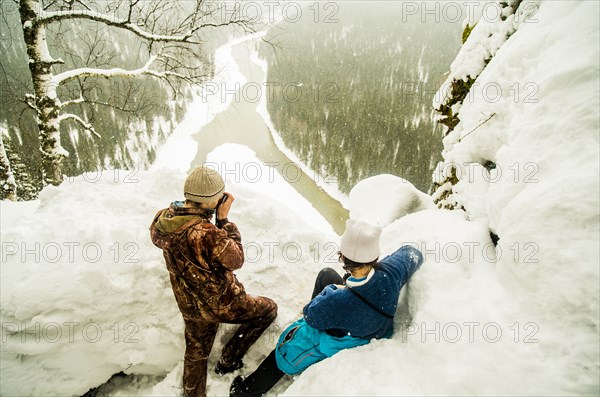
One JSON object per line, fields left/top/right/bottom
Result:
{"left": 217, "top": 192, "right": 234, "bottom": 220}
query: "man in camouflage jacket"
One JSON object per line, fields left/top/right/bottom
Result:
{"left": 150, "top": 166, "right": 277, "bottom": 397}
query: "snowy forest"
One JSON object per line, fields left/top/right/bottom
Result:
{"left": 1, "top": 1, "right": 599, "bottom": 397}
{"left": 262, "top": 2, "right": 461, "bottom": 193}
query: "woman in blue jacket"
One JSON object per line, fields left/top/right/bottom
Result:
{"left": 229, "top": 219, "right": 423, "bottom": 397}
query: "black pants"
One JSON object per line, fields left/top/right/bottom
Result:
{"left": 310, "top": 267, "right": 344, "bottom": 299}
{"left": 230, "top": 268, "right": 343, "bottom": 397}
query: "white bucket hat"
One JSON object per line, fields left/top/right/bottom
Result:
{"left": 340, "top": 219, "right": 382, "bottom": 263}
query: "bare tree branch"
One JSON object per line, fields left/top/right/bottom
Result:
{"left": 52, "top": 54, "right": 199, "bottom": 87}
{"left": 57, "top": 113, "right": 100, "bottom": 138}
{"left": 36, "top": 7, "right": 252, "bottom": 44}
{"left": 43, "top": 0, "right": 59, "bottom": 11}
{"left": 53, "top": 54, "right": 158, "bottom": 85}
{"left": 37, "top": 10, "right": 196, "bottom": 41}
{"left": 74, "top": 0, "right": 91, "bottom": 11}
{"left": 24, "top": 93, "right": 38, "bottom": 110}
{"left": 60, "top": 94, "right": 163, "bottom": 115}
{"left": 58, "top": 96, "right": 85, "bottom": 108}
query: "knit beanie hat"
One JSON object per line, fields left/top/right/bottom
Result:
{"left": 340, "top": 219, "right": 382, "bottom": 263}
{"left": 184, "top": 166, "right": 225, "bottom": 203}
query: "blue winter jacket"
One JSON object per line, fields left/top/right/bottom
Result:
{"left": 303, "top": 245, "right": 424, "bottom": 340}
{"left": 275, "top": 245, "right": 423, "bottom": 375}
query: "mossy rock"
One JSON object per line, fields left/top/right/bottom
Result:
{"left": 432, "top": 164, "right": 461, "bottom": 208}
{"left": 435, "top": 76, "right": 475, "bottom": 134}
{"left": 462, "top": 23, "right": 477, "bottom": 44}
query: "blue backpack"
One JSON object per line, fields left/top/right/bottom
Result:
{"left": 274, "top": 318, "right": 369, "bottom": 375}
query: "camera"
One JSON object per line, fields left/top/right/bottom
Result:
{"left": 217, "top": 193, "right": 229, "bottom": 208}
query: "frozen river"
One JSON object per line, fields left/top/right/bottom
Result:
{"left": 190, "top": 36, "right": 349, "bottom": 235}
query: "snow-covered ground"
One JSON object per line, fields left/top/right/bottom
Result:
{"left": 1, "top": 0, "right": 599, "bottom": 396}
{"left": 0, "top": 154, "right": 336, "bottom": 396}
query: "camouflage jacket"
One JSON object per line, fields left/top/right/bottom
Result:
{"left": 150, "top": 202, "right": 246, "bottom": 321}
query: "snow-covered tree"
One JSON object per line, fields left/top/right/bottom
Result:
{"left": 0, "top": 131, "right": 39, "bottom": 201}
{"left": 0, "top": 132, "right": 18, "bottom": 200}
{"left": 17, "top": 0, "right": 253, "bottom": 186}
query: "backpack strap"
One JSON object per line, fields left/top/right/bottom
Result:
{"left": 346, "top": 286, "right": 394, "bottom": 319}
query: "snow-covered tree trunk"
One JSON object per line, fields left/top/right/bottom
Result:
{"left": 19, "top": 0, "right": 67, "bottom": 186}
{"left": 0, "top": 133, "right": 18, "bottom": 201}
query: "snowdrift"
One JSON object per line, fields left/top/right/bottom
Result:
{"left": 348, "top": 174, "right": 434, "bottom": 227}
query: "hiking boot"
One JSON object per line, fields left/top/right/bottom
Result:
{"left": 215, "top": 359, "right": 243, "bottom": 375}
{"left": 230, "top": 375, "right": 262, "bottom": 397}
{"left": 229, "top": 375, "right": 245, "bottom": 396}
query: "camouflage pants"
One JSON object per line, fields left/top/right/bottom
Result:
{"left": 181, "top": 295, "right": 278, "bottom": 397}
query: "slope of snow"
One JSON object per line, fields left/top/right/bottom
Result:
{"left": 0, "top": 156, "right": 337, "bottom": 396}
{"left": 348, "top": 174, "right": 434, "bottom": 227}
{"left": 429, "top": 0, "right": 598, "bottom": 394}
{"left": 206, "top": 144, "right": 335, "bottom": 235}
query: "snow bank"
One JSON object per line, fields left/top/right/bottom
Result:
{"left": 0, "top": 151, "right": 336, "bottom": 396}
{"left": 429, "top": 0, "right": 599, "bottom": 394}
{"left": 348, "top": 174, "right": 433, "bottom": 227}
{"left": 1, "top": 168, "right": 185, "bottom": 396}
